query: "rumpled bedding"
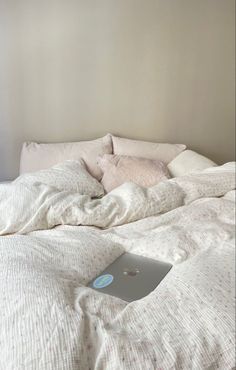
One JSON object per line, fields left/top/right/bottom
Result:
{"left": 0, "top": 163, "right": 235, "bottom": 370}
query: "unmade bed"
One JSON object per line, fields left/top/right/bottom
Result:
{"left": 0, "top": 159, "right": 235, "bottom": 370}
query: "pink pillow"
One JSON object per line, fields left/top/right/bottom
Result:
{"left": 20, "top": 134, "right": 112, "bottom": 181}
{"left": 111, "top": 135, "right": 186, "bottom": 164}
{"left": 98, "top": 154, "right": 170, "bottom": 192}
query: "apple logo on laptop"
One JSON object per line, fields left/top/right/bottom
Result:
{"left": 123, "top": 268, "right": 140, "bottom": 277}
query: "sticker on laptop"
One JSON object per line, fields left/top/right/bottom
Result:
{"left": 93, "top": 274, "right": 114, "bottom": 289}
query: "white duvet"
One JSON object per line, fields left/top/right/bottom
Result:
{"left": 0, "top": 163, "right": 235, "bottom": 370}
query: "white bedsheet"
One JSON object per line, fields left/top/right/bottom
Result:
{"left": 0, "top": 163, "right": 235, "bottom": 369}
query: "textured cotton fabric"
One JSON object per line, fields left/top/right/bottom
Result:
{"left": 98, "top": 154, "right": 170, "bottom": 192}
{"left": 15, "top": 160, "right": 104, "bottom": 197}
{"left": 0, "top": 163, "right": 235, "bottom": 370}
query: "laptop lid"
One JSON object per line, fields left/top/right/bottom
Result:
{"left": 88, "top": 252, "right": 172, "bottom": 302}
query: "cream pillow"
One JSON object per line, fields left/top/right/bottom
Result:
{"left": 167, "top": 150, "right": 217, "bottom": 177}
{"left": 98, "top": 154, "right": 170, "bottom": 192}
{"left": 20, "top": 134, "right": 112, "bottom": 180}
{"left": 111, "top": 135, "right": 186, "bottom": 164}
{"left": 15, "top": 160, "right": 105, "bottom": 197}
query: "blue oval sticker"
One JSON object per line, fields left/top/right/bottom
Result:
{"left": 93, "top": 274, "right": 114, "bottom": 289}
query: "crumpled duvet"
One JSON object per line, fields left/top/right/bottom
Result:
{"left": 0, "top": 163, "right": 235, "bottom": 370}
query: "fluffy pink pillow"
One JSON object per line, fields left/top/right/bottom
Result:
{"left": 98, "top": 154, "right": 170, "bottom": 192}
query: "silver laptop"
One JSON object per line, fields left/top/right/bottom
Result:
{"left": 88, "top": 252, "right": 172, "bottom": 302}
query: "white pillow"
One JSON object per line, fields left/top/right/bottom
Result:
{"left": 14, "top": 160, "right": 105, "bottom": 197}
{"left": 111, "top": 135, "right": 186, "bottom": 164}
{"left": 20, "top": 134, "right": 112, "bottom": 180}
{"left": 167, "top": 150, "right": 217, "bottom": 177}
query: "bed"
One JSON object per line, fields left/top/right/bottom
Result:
{"left": 0, "top": 135, "right": 235, "bottom": 370}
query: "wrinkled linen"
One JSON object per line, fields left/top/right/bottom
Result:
{"left": 0, "top": 163, "right": 235, "bottom": 370}
{"left": 14, "top": 160, "right": 105, "bottom": 197}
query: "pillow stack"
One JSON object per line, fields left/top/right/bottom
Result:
{"left": 96, "top": 135, "right": 186, "bottom": 192}
{"left": 19, "top": 134, "right": 189, "bottom": 194}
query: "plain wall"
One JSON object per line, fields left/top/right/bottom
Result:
{"left": 0, "top": 0, "right": 235, "bottom": 181}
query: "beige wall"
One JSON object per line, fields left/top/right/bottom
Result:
{"left": 0, "top": 0, "right": 235, "bottom": 181}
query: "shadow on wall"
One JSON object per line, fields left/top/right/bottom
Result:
{"left": 0, "top": 132, "right": 24, "bottom": 182}
{"left": 0, "top": 132, "right": 8, "bottom": 181}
